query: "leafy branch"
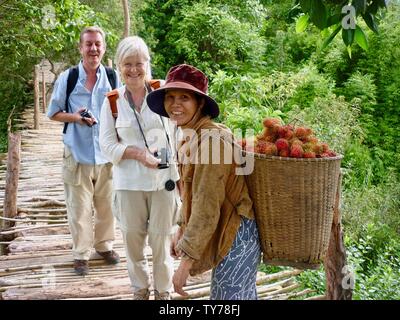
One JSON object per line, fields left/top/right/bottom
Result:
{"left": 294, "top": 0, "right": 388, "bottom": 53}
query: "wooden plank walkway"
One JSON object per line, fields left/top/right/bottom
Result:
{"left": 0, "top": 106, "right": 315, "bottom": 300}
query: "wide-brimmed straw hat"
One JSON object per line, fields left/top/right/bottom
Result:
{"left": 146, "top": 64, "right": 219, "bottom": 119}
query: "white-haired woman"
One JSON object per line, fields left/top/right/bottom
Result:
{"left": 99, "top": 36, "right": 179, "bottom": 300}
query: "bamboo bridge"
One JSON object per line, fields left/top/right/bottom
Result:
{"left": 0, "top": 62, "right": 349, "bottom": 300}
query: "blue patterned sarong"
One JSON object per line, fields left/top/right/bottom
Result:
{"left": 210, "top": 217, "right": 261, "bottom": 300}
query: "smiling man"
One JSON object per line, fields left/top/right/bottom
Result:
{"left": 47, "top": 26, "right": 120, "bottom": 276}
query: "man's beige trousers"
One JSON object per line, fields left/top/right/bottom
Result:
{"left": 63, "top": 148, "right": 115, "bottom": 260}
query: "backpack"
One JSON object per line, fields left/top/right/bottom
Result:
{"left": 105, "top": 80, "right": 161, "bottom": 119}
{"left": 63, "top": 65, "right": 117, "bottom": 134}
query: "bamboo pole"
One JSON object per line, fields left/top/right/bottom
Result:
{"left": 0, "top": 216, "right": 68, "bottom": 223}
{"left": 1, "top": 132, "right": 21, "bottom": 255}
{"left": 324, "top": 173, "right": 352, "bottom": 300}
{"left": 0, "top": 223, "right": 68, "bottom": 236}
{"left": 33, "top": 65, "right": 40, "bottom": 129}
{"left": 2, "top": 133, "right": 21, "bottom": 230}
{"left": 42, "top": 71, "right": 47, "bottom": 113}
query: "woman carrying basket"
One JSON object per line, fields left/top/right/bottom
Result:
{"left": 146, "top": 64, "right": 261, "bottom": 300}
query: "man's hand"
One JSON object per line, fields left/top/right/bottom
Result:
{"left": 75, "top": 107, "right": 96, "bottom": 126}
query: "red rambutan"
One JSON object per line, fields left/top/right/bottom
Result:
{"left": 290, "top": 144, "right": 304, "bottom": 158}
{"left": 275, "top": 138, "right": 289, "bottom": 151}
{"left": 263, "top": 117, "right": 281, "bottom": 128}
{"left": 279, "top": 148, "right": 290, "bottom": 157}
{"left": 294, "top": 127, "right": 308, "bottom": 139}
{"left": 303, "top": 151, "right": 316, "bottom": 158}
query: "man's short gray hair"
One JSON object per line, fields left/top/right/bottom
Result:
{"left": 79, "top": 26, "right": 106, "bottom": 46}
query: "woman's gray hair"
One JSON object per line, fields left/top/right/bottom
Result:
{"left": 115, "top": 36, "right": 152, "bottom": 81}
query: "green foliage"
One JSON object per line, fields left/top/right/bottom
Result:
{"left": 341, "top": 71, "right": 377, "bottom": 112}
{"left": 297, "top": 266, "right": 326, "bottom": 295}
{"left": 209, "top": 71, "right": 283, "bottom": 136}
{"left": 342, "top": 172, "right": 400, "bottom": 237}
{"left": 169, "top": 2, "right": 265, "bottom": 75}
{"left": 0, "top": 0, "right": 115, "bottom": 152}
{"left": 258, "top": 263, "right": 286, "bottom": 275}
{"left": 298, "top": 223, "right": 400, "bottom": 300}
{"left": 284, "top": 64, "right": 335, "bottom": 110}
{"left": 346, "top": 224, "right": 400, "bottom": 300}
{"left": 353, "top": 6, "right": 400, "bottom": 178}
{"left": 295, "top": 0, "right": 388, "bottom": 50}
{"left": 137, "top": 0, "right": 267, "bottom": 77}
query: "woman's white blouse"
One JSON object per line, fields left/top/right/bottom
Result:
{"left": 99, "top": 85, "right": 179, "bottom": 191}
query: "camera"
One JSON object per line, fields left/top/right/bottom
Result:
{"left": 154, "top": 148, "right": 170, "bottom": 169}
{"left": 80, "top": 108, "right": 97, "bottom": 126}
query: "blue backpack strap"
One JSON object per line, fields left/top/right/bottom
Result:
{"left": 63, "top": 66, "right": 79, "bottom": 134}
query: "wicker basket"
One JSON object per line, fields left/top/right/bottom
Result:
{"left": 244, "top": 152, "right": 343, "bottom": 270}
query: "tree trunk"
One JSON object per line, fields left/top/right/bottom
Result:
{"left": 324, "top": 173, "right": 353, "bottom": 300}
{"left": 122, "top": 0, "right": 130, "bottom": 38}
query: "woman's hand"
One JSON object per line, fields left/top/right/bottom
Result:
{"left": 173, "top": 258, "right": 193, "bottom": 297}
{"left": 138, "top": 148, "right": 160, "bottom": 169}
{"left": 122, "top": 146, "right": 160, "bottom": 169}
{"left": 170, "top": 227, "right": 183, "bottom": 259}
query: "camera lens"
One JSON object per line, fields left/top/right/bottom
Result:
{"left": 165, "top": 179, "right": 175, "bottom": 191}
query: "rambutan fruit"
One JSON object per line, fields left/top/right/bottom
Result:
{"left": 302, "top": 142, "right": 313, "bottom": 153}
{"left": 255, "top": 140, "right": 268, "bottom": 154}
{"left": 290, "top": 144, "right": 304, "bottom": 158}
{"left": 278, "top": 125, "right": 294, "bottom": 139}
{"left": 264, "top": 134, "right": 277, "bottom": 143}
{"left": 264, "top": 142, "right": 278, "bottom": 156}
{"left": 303, "top": 151, "right": 316, "bottom": 158}
{"left": 275, "top": 138, "right": 289, "bottom": 151}
{"left": 279, "top": 148, "right": 290, "bottom": 157}
{"left": 290, "top": 138, "right": 303, "bottom": 147}
{"left": 263, "top": 117, "right": 281, "bottom": 128}
{"left": 321, "top": 143, "right": 329, "bottom": 153}
{"left": 312, "top": 143, "right": 324, "bottom": 155}
{"left": 294, "top": 127, "right": 308, "bottom": 139}
{"left": 305, "top": 135, "right": 319, "bottom": 144}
